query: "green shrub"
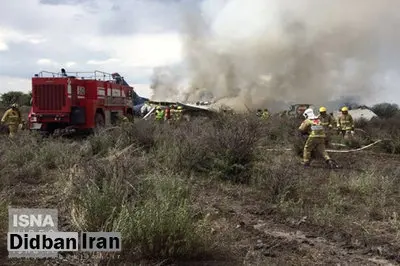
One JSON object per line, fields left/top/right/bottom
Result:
{"left": 66, "top": 161, "right": 131, "bottom": 232}
{"left": 114, "top": 175, "right": 211, "bottom": 259}
{"left": 63, "top": 156, "right": 212, "bottom": 260}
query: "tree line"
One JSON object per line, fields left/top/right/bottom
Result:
{"left": 0, "top": 91, "right": 32, "bottom": 107}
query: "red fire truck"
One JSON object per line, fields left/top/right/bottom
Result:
{"left": 28, "top": 69, "right": 134, "bottom": 135}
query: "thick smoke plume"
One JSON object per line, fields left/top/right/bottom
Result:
{"left": 150, "top": 0, "right": 400, "bottom": 111}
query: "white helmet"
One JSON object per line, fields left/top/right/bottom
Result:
{"left": 303, "top": 108, "right": 316, "bottom": 119}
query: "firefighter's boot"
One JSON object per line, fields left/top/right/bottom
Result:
{"left": 326, "top": 159, "right": 339, "bottom": 169}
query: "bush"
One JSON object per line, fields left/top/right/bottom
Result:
{"left": 0, "top": 91, "right": 31, "bottom": 106}
{"left": 205, "top": 114, "right": 263, "bottom": 183}
{"left": 371, "top": 102, "right": 399, "bottom": 119}
{"left": 64, "top": 158, "right": 139, "bottom": 232}
{"left": 251, "top": 154, "right": 301, "bottom": 203}
{"left": 114, "top": 175, "right": 212, "bottom": 260}
{"left": 150, "top": 118, "right": 212, "bottom": 174}
{"left": 0, "top": 134, "right": 44, "bottom": 187}
{"left": 151, "top": 113, "right": 264, "bottom": 183}
{"left": 63, "top": 157, "right": 212, "bottom": 261}
{"left": 364, "top": 114, "right": 400, "bottom": 154}
{"left": 86, "top": 130, "right": 120, "bottom": 157}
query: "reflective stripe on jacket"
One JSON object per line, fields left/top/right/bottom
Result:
{"left": 299, "top": 118, "right": 326, "bottom": 138}
{"left": 318, "top": 114, "right": 334, "bottom": 129}
{"left": 155, "top": 110, "right": 164, "bottom": 120}
{"left": 173, "top": 110, "right": 182, "bottom": 120}
{"left": 337, "top": 114, "right": 354, "bottom": 131}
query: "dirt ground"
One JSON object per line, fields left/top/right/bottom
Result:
{"left": 2, "top": 148, "right": 399, "bottom": 266}
{"left": 187, "top": 152, "right": 400, "bottom": 266}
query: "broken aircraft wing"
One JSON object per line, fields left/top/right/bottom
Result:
{"left": 176, "top": 102, "right": 215, "bottom": 112}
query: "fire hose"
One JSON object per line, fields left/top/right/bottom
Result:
{"left": 264, "top": 139, "right": 386, "bottom": 153}
{"left": 327, "top": 140, "right": 383, "bottom": 153}
{"left": 264, "top": 126, "right": 390, "bottom": 153}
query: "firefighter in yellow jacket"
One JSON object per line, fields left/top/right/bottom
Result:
{"left": 318, "top": 106, "right": 334, "bottom": 147}
{"left": 155, "top": 106, "right": 165, "bottom": 121}
{"left": 1, "top": 103, "right": 22, "bottom": 137}
{"left": 175, "top": 106, "right": 183, "bottom": 121}
{"left": 299, "top": 108, "right": 335, "bottom": 168}
{"left": 336, "top": 106, "right": 354, "bottom": 141}
{"left": 261, "top": 108, "right": 270, "bottom": 119}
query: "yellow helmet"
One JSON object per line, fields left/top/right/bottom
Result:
{"left": 341, "top": 106, "right": 348, "bottom": 112}
{"left": 177, "top": 106, "right": 183, "bottom": 110}
{"left": 319, "top": 106, "right": 327, "bottom": 112}
{"left": 11, "top": 103, "right": 18, "bottom": 108}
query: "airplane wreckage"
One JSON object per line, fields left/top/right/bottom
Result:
{"left": 131, "top": 89, "right": 378, "bottom": 121}
{"left": 134, "top": 100, "right": 230, "bottom": 121}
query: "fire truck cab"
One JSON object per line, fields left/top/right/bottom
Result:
{"left": 28, "top": 69, "right": 134, "bottom": 135}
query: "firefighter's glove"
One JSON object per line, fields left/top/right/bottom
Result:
{"left": 300, "top": 133, "right": 309, "bottom": 140}
{"left": 297, "top": 131, "right": 305, "bottom": 137}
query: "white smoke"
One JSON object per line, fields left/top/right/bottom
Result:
{"left": 150, "top": 0, "right": 400, "bottom": 111}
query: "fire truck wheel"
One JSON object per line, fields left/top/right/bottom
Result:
{"left": 95, "top": 113, "right": 105, "bottom": 128}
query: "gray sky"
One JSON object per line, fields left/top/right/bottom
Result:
{"left": 0, "top": 0, "right": 197, "bottom": 97}
{"left": 1, "top": 0, "right": 400, "bottom": 105}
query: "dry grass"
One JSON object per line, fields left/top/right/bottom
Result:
{"left": 0, "top": 112, "right": 399, "bottom": 264}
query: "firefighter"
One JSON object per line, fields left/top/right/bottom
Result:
{"left": 336, "top": 106, "right": 354, "bottom": 141}
{"left": 175, "top": 106, "right": 183, "bottom": 121}
{"left": 165, "top": 106, "right": 171, "bottom": 121}
{"left": 1, "top": 103, "right": 22, "bottom": 137}
{"left": 61, "top": 68, "right": 68, "bottom": 77}
{"left": 261, "top": 108, "right": 270, "bottom": 119}
{"left": 298, "top": 108, "right": 335, "bottom": 168}
{"left": 318, "top": 106, "right": 334, "bottom": 147}
{"left": 155, "top": 106, "right": 164, "bottom": 121}
{"left": 169, "top": 105, "right": 176, "bottom": 122}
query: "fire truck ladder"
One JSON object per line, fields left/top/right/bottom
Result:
{"left": 35, "top": 70, "right": 116, "bottom": 81}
